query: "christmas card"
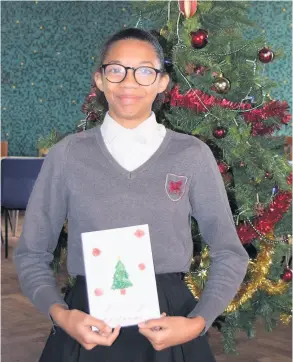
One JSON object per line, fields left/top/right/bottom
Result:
{"left": 81, "top": 224, "right": 160, "bottom": 328}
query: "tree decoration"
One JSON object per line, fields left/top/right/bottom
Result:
{"left": 237, "top": 191, "right": 292, "bottom": 244}
{"left": 213, "top": 74, "right": 231, "bottom": 94}
{"left": 190, "top": 29, "right": 208, "bottom": 49}
{"left": 255, "top": 202, "right": 265, "bottom": 217}
{"left": 258, "top": 47, "right": 274, "bottom": 63}
{"left": 213, "top": 126, "right": 228, "bottom": 139}
{"left": 164, "top": 58, "right": 173, "bottom": 73}
{"left": 178, "top": 0, "right": 198, "bottom": 18}
{"left": 281, "top": 267, "right": 292, "bottom": 282}
{"left": 185, "top": 237, "right": 290, "bottom": 314}
{"left": 265, "top": 171, "right": 273, "bottom": 180}
{"left": 170, "top": 86, "right": 291, "bottom": 135}
{"left": 239, "top": 161, "right": 247, "bottom": 168}
{"left": 160, "top": 25, "right": 169, "bottom": 37}
{"left": 218, "top": 161, "right": 230, "bottom": 174}
{"left": 280, "top": 313, "right": 292, "bottom": 325}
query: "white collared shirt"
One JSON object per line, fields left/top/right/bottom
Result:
{"left": 100, "top": 112, "right": 166, "bottom": 172}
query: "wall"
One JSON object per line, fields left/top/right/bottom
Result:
{"left": 1, "top": 1, "right": 292, "bottom": 156}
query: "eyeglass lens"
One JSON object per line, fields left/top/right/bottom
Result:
{"left": 104, "top": 64, "right": 157, "bottom": 86}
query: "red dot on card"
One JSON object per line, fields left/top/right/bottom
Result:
{"left": 92, "top": 248, "right": 101, "bottom": 256}
{"left": 94, "top": 288, "right": 103, "bottom": 296}
{"left": 120, "top": 289, "right": 126, "bottom": 295}
{"left": 134, "top": 229, "right": 145, "bottom": 238}
{"left": 139, "top": 263, "right": 146, "bottom": 270}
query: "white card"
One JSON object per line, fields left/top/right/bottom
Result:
{"left": 81, "top": 224, "right": 160, "bottom": 328}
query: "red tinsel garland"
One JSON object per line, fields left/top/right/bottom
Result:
{"left": 237, "top": 190, "right": 292, "bottom": 244}
{"left": 169, "top": 86, "right": 291, "bottom": 136}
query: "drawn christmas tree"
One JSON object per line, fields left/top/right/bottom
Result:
{"left": 111, "top": 259, "right": 133, "bottom": 295}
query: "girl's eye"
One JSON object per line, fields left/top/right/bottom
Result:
{"left": 137, "top": 67, "right": 154, "bottom": 76}
{"left": 106, "top": 66, "right": 124, "bottom": 74}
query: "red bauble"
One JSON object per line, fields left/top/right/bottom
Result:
{"left": 120, "top": 289, "right": 126, "bottom": 295}
{"left": 213, "top": 126, "right": 228, "bottom": 139}
{"left": 287, "top": 173, "right": 292, "bottom": 185}
{"left": 265, "top": 171, "right": 273, "bottom": 180}
{"left": 239, "top": 161, "right": 247, "bottom": 168}
{"left": 190, "top": 29, "right": 208, "bottom": 49}
{"left": 258, "top": 47, "right": 274, "bottom": 63}
{"left": 282, "top": 268, "right": 292, "bottom": 282}
{"left": 178, "top": 0, "right": 198, "bottom": 18}
{"left": 218, "top": 161, "right": 230, "bottom": 174}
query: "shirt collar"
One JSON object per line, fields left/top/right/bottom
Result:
{"left": 101, "top": 112, "right": 159, "bottom": 144}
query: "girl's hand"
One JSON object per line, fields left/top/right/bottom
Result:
{"left": 138, "top": 315, "right": 206, "bottom": 351}
{"left": 50, "top": 305, "right": 121, "bottom": 350}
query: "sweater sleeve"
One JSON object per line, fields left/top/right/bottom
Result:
{"left": 13, "top": 139, "right": 70, "bottom": 319}
{"left": 187, "top": 141, "right": 249, "bottom": 333}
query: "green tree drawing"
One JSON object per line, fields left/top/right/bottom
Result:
{"left": 111, "top": 259, "right": 133, "bottom": 291}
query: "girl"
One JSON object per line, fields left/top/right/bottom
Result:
{"left": 14, "top": 28, "right": 249, "bottom": 362}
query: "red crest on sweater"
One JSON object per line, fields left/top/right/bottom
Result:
{"left": 165, "top": 173, "right": 188, "bottom": 201}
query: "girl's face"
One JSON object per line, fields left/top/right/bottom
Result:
{"left": 95, "top": 39, "right": 169, "bottom": 124}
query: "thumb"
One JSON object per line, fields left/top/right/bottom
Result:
{"left": 138, "top": 317, "right": 167, "bottom": 329}
{"left": 86, "top": 315, "right": 112, "bottom": 334}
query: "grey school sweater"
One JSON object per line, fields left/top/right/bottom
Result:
{"left": 14, "top": 126, "right": 249, "bottom": 333}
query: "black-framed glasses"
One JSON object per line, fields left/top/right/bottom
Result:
{"left": 101, "top": 64, "right": 163, "bottom": 86}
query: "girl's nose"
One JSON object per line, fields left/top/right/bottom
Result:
{"left": 122, "top": 69, "right": 138, "bottom": 87}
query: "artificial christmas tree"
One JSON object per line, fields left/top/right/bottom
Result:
{"left": 54, "top": 0, "right": 292, "bottom": 353}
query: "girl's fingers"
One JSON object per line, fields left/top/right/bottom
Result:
{"left": 98, "top": 325, "right": 121, "bottom": 346}
{"left": 82, "top": 325, "right": 120, "bottom": 346}
{"left": 138, "top": 317, "right": 168, "bottom": 329}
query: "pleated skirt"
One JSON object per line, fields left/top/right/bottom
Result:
{"left": 39, "top": 273, "right": 216, "bottom": 362}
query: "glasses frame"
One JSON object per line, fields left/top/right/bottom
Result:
{"left": 101, "top": 63, "right": 163, "bottom": 86}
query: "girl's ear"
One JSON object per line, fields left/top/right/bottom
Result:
{"left": 157, "top": 73, "right": 170, "bottom": 94}
{"left": 94, "top": 71, "right": 104, "bottom": 92}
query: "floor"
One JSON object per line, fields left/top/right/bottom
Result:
{"left": 1, "top": 212, "right": 292, "bottom": 362}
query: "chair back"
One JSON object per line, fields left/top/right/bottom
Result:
{"left": 1, "top": 158, "right": 44, "bottom": 209}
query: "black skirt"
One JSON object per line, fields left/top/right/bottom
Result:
{"left": 39, "top": 273, "right": 216, "bottom": 362}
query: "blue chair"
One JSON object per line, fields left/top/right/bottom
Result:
{"left": 1, "top": 158, "right": 44, "bottom": 258}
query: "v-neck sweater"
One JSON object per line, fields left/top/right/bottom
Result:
{"left": 14, "top": 126, "right": 249, "bottom": 333}
{"left": 100, "top": 111, "right": 166, "bottom": 172}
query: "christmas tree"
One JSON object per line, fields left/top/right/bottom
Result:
{"left": 111, "top": 259, "right": 133, "bottom": 293}
{"left": 78, "top": 0, "right": 292, "bottom": 353}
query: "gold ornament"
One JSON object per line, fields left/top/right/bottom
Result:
{"left": 213, "top": 73, "right": 231, "bottom": 94}
{"left": 185, "top": 232, "right": 290, "bottom": 314}
{"left": 280, "top": 313, "right": 292, "bottom": 325}
{"left": 160, "top": 26, "right": 169, "bottom": 37}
